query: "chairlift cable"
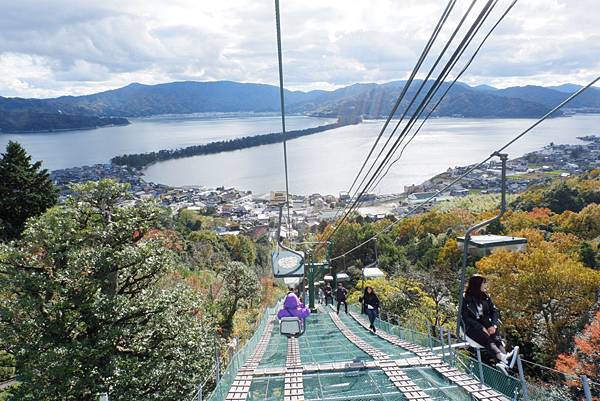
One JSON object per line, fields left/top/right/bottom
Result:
{"left": 322, "top": 0, "right": 497, "bottom": 250}
{"left": 275, "top": 0, "right": 292, "bottom": 239}
{"left": 352, "top": 0, "right": 496, "bottom": 204}
{"left": 329, "top": 74, "right": 600, "bottom": 261}
{"left": 349, "top": 0, "right": 480, "bottom": 202}
{"left": 346, "top": 0, "right": 457, "bottom": 198}
{"left": 369, "top": 0, "right": 513, "bottom": 192}
{"left": 328, "top": 0, "right": 460, "bottom": 228}
{"left": 332, "top": 0, "right": 495, "bottom": 227}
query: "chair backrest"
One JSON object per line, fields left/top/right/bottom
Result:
{"left": 280, "top": 317, "right": 304, "bottom": 338}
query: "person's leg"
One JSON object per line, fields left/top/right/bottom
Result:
{"left": 466, "top": 327, "right": 503, "bottom": 358}
{"left": 367, "top": 309, "right": 376, "bottom": 329}
{"left": 491, "top": 334, "right": 506, "bottom": 353}
{"left": 336, "top": 301, "right": 340, "bottom": 314}
{"left": 344, "top": 302, "right": 348, "bottom": 313}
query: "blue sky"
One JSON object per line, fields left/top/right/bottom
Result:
{"left": 0, "top": 0, "right": 598, "bottom": 98}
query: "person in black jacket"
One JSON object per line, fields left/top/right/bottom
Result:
{"left": 461, "top": 274, "right": 517, "bottom": 369}
{"left": 359, "top": 286, "right": 380, "bottom": 332}
{"left": 336, "top": 283, "right": 348, "bottom": 314}
{"left": 324, "top": 283, "right": 333, "bottom": 305}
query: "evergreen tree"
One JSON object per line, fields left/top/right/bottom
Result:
{"left": 0, "top": 180, "right": 213, "bottom": 401}
{"left": 0, "top": 141, "right": 58, "bottom": 241}
{"left": 579, "top": 242, "right": 598, "bottom": 269}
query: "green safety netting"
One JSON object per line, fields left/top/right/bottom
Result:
{"left": 207, "top": 301, "right": 529, "bottom": 401}
{"left": 247, "top": 368, "right": 473, "bottom": 401}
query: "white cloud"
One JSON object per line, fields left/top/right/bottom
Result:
{"left": 0, "top": 0, "right": 598, "bottom": 98}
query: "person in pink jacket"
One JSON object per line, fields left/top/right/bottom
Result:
{"left": 277, "top": 288, "right": 311, "bottom": 321}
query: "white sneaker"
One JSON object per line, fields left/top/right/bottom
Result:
{"left": 495, "top": 362, "right": 509, "bottom": 375}
{"left": 497, "top": 352, "right": 509, "bottom": 365}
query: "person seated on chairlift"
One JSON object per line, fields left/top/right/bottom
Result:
{"left": 461, "top": 274, "right": 518, "bottom": 372}
{"left": 277, "top": 287, "right": 310, "bottom": 326}
{"left": 359, "top": 286, "right": 380, "bottom": 333}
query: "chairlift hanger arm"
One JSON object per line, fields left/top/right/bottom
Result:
{"left": 456, "top": 153, "right": 508, "bottom": 338}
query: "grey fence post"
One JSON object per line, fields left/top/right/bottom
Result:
{"left": 214, "top": 332, "right": 221, "bottom": 384}
{"left": 516, "top": 354, "right": 529, "bottom": 401}
{"left": 439, "top": 327, "right": 445, "bottom": 359}
{"left": 581, "top": 375, "right": 593, "bottom": 401}
{"left": 426, "top": 323, "right": 433, "bottom": 350}
{"left": 196, "top": 383, "right": 203, "bottom": 401}
{"left": 447, "top": 329, "right": 454, "bottom": 366}
{"left": 476, "top": 348, "right": 485, "bottom": 388}
{"left": 396, "top": 315, "right": 403, "bottom": 340}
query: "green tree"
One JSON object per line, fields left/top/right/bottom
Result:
{"left": 223, "top": 234, "right": 257, "bottom": 267}
{"left": 0, "top": 141, "right": 58, "bottom": 241}
{"left": 477, "top": 242, "right": 600, "bottom": 365}
{"left": 541, "top": 182, "right": 585, "bottom": 213}
{"left": 217, "top": 261, "right": 261, "bottom": 337}
{"left": 0, "top": 180, "right": 212, "bottom": 401}
{"left": 579, "top": 242, "right": 598, "bottom": 269}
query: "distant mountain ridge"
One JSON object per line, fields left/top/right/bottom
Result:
{"left": 1, "top": 80, "right": 600, "bottom": 132}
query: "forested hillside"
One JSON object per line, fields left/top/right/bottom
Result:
{"left": 0, "top": 176, "right": 282, "bottom": 400}
{"left": 1, "top": 141, "right": 598, "bottom": 400}
{"left": 310, "top": 169, "right": 600, "bottom": 399}
{"left": 3, "top": 79, "right": 600, "bottom": 132}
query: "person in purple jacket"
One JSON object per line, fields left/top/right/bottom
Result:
{"left": 277, "top": 288, "right": 311, "bottom": 323}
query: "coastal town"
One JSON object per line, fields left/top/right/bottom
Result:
{"left": 51, "top": 135, "right": 600, "bottom": 238}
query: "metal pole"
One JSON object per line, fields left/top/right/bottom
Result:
{"left": 456, "top": 153, "right": 508, "bottom": 337}
{"left": 197, "top": 383, "right": 203, "bottom": 401}
{"left": 214, "top": 332, "right": 221, "bottom": 383}
{"left": 361, "top": 268, "right": 365, "bottom": 314}
{"left": 308, "top": 253, "right": 316, "bottom": 311}
{"left": 447, "top": 329, "right": 454, "bottom": 366}
{"left": 476, "top": 348, "right": 485, "bottom": 388}
{"left": 426, "top": 322, "right": 433, "bottom": 350}
{"left": 581, "top": 375, "right": 593, "bottom": 401}
{"left": 516, "top": 354, "right": 529, "bottom": 401}
{"left": 439, "top": 327, "right": 445, "bottom": 359}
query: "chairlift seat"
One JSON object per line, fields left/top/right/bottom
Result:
{"left": 272, "top": 249, "right": 304, "bottom": 278}
{"left": 336, "top": 272, "right": 350, "bottom": 281}
{"left": 363, "top": 267, "right": 385, "bottom": 279}
{"left": 280, "top": 317, "right": 305, "bottom": 338}
{"left": 283, "top": 277, "right": 301, "bottom": 288}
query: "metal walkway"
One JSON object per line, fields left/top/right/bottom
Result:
{"left": 209, "top": 304, "right": 521, "bottom": 401}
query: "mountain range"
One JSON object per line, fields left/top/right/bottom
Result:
{"left": 1, "top": 80, "right": 599, "bottom": 132}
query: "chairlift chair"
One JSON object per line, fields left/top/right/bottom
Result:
{"left": 280, "top": 316, "right": 306, "bottom": 338}
{"left": 459, "top": 324, "right": 518, "bottom": 374}
{"left": 336, "top": 272, "right": 350, "bottom": 281}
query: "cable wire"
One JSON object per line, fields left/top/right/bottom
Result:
{"left": 327, "top": 0, "right": 462, "bottom": 235}
{"left": 346, "top": 0, "right": 457, "bottom": 198}
{"left": 351, "top": 0, "right": 482, "bottom": 202}
{"left": 274, "top": 0, "right": 291, "bottom": 238}
{"left": 322, "top": 0, "right": 497, "bottom": 252}
{"left": 329, "top": 74, "right": 600, "bottom": 261}
{"left": 369, "top": 0, "right": 515, "bottom": 192}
